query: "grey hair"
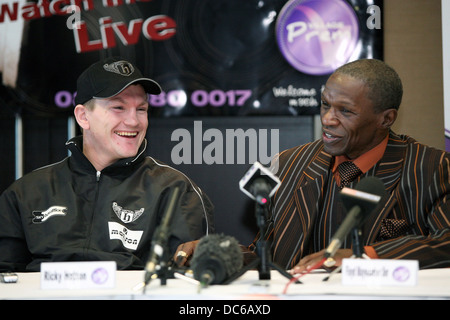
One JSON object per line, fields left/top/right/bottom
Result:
{"left": 334, "top": 59, "right": 403, "bottom": 112}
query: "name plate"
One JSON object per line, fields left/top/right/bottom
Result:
{"left": 40, "top": 261, "right": 116, "bottom": 290}
{"left": 341, "top": 259, "right": 418, "bottom": 287}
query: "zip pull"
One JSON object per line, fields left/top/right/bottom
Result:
{"left": 96, "top": 171, "right": 101, "bottom": 182}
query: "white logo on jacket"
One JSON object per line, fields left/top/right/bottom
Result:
{"left": 32, "top": 206, "right": 67, "bottom": 224}
{"left": 108, "top": 222, "right": 143, "bottom": 250}
{"left": 112, "top": 202, "right": 144, "bottom": 223}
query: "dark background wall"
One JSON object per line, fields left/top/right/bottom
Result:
{"left": 146, "top": 116, "right": 313, "bottom": 244}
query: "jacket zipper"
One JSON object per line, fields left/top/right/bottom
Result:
{"left": 84, "top": 170, "right": 102, "bottom": 258}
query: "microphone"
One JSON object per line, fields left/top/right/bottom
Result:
{"left": 324, "top": 177, "right": 386, "bottom": 259}
{"left": 144, "top": 186, "right": 180, "bottom": 284}
{"left": 239, "top": 161, "right": 281, "bottom": 205}
{"left": 190, "top": 234, "right": 243, "bottom": 287}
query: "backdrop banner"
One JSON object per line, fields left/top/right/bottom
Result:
{"left": 0, "top": 0, "right": 383, "bottom": 118}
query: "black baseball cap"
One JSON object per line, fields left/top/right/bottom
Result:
{"left": 75, "top": 57, "right": 162, "bottom": 105}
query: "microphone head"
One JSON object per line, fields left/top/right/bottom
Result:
{"left": 340, "top": 176, "right": 386, "bottom": 223}
{"left": 191, "top": 234, "right": 243, "bottom": 285}
{"left": 239, "top": 162, "right": 281, "bottom": 202}
{"left": 355, "top": 176, "right": 386, "bottom": 197}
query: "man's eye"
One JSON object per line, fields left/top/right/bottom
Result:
{"left": 341, "top": 108, "right": 355, "bottom": 115}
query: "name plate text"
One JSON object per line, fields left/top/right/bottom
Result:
{"left": 342, "top": 259, "right": 418, "bottom": 287}
{"left": 40, "top": 261, "right": 116, "bottom": 290}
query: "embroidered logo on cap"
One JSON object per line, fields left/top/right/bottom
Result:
{"left": 103, "top": 60, "right": 135, "bottom": 76}
{"left": 32, "top": 206, "right": 67, "bottom": 224}
{"left": 112, "top": 202, "right": 144, "bottom": 224}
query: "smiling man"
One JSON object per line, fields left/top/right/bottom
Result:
{"left": 75, "top": 82, "right": 150, "bottom": 171}
{"left": 320, "top": 71, "right": 396, "bottom": 160}
{"left": 173, "top": 59, "right": 450, "bottom": 272}
{"left": 0, "top": 57, "right": 214, "bottom": 272}
{"left": 249, "top": 59, "right": 450, "bottom": 272}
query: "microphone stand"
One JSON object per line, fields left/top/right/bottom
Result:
{"left": 142, "top": 246, "right": 173, "bottom": 294}
{"left": 351, "top": 227, "right": 364, "bottom": 258}
{"left": 136, "top": 265, "right": 200, "bottom": 294}
{"left": 225, "top": 200, "right": 299, "bottom": 284}
{"left": 141, "top": 186, "right": 196, "bottom": 292}
{"left": 154, "top": 252, "right": 173, "bottom": 286}
{"left": 255, "top": 201, "right": 294, "bottom": 280}
{"left": 140, "top": 251, "right": 200, "bottom": 293}
{"left": 322, "top": 226, "right": 369, "bottom": 282}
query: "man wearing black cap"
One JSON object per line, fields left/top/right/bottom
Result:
{"left": 0, "top": 57, "right": 215, "bottom": 272}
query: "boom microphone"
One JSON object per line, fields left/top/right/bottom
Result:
{"left": 190, "top": 234, "right": 243, "bottom": 287}
{"left": 144, "top": 186, "right": 180, "bottom": 284}
{"left": 324, "top": 177, "right": 386, "bottom": 259}
{"left": 239, "top": 161, "right": 281, "bottom": 205}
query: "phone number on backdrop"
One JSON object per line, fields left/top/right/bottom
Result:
{"left": 53, "top": 89, "right": 253, "bottom": 109}
{"left": 148, "top": 89, "right": 253, "bottom": 108}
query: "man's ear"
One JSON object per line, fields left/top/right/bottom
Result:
{"left": 380, "top": 109, "right": 398, "bottom": 129}
{"left": 74, "top": 104, "right": 90, "bottom": 131}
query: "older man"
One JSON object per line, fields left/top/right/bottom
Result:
{"left": 267, "top": 59, "right": 450, "bottom": 272}
{"left": 175, "top": 59, "right": 450, "bottom": 272}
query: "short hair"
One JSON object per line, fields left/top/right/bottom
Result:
{"left": 333, "top": 59, "right": 403, "bottom": 112}
{"left": 83, "top": 98, "right": 96, "bottom": 111}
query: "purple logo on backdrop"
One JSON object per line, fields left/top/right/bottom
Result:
{"left": 276, "top": 0, "right": 359, "bottom": 75}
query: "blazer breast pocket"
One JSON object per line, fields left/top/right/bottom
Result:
{"left": 377, "top": 218, "right": 411, "bottom": 241}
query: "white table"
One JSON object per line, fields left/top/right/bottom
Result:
{"left": 1, "top": 269, "right": 450, "bottom": 300}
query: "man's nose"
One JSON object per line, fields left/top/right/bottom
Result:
{"left": 124, "top": 109, "right": 139, "bottom": 126}
{"left": 321, "top": 107, "right": 339, "bottom": 126}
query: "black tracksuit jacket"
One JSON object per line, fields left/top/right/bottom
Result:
{"left": 0, "top": 136, "right": 214, "bottom": 272}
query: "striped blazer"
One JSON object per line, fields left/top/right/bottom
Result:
{"left": 262, "top": 131, "right": 450, "bottom": 270}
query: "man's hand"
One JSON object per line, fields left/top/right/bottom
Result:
{"left": 173, "top": 240, "right": 199, "bottom": 266}
{"left": 291, "top": 249, "right": 353, "bottom": 274}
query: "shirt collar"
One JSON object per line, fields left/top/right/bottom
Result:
{"left": 332, "top": 134, "right": 389, "bottom": 174}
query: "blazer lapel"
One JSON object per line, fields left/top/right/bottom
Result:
{"left": 362, "top": 132, "right": 407, "bottom": 243}
{"left": 272, "top": 144, "right": 332, "bottom": 268}
{"left": 291, "top": 150, "right": 332, "bottom": 260}
{"left": 294, "top": 149, "right": 333, "bottom": 215}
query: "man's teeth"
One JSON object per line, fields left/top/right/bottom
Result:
{"left": 115, "top": 131, "right": 137, "bottom": 137}
{"left": 325, "top": 132, "right": 333, "bottom": 138}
